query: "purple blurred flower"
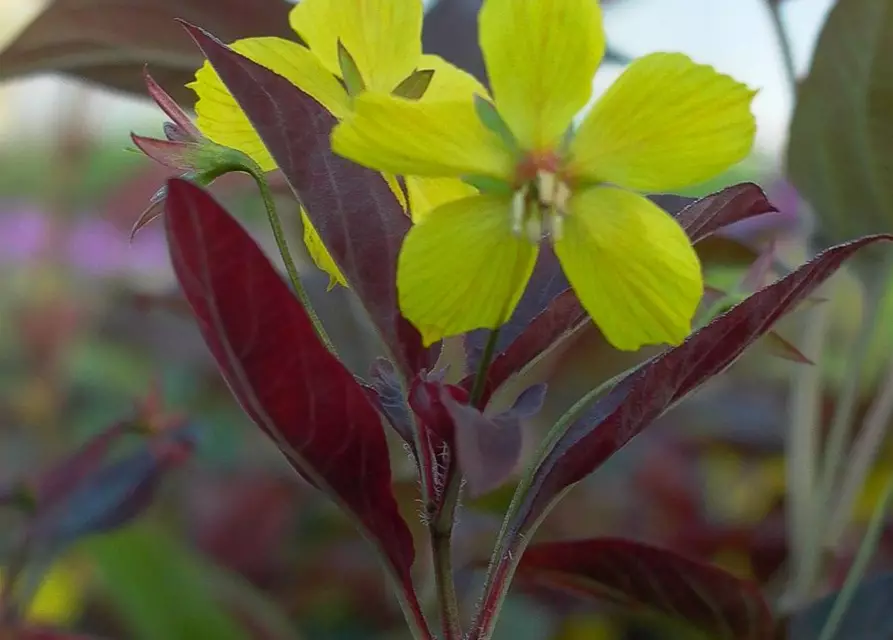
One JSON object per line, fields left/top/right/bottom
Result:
{"left": 0, "top": 203, "right": 171, "bottom": 280}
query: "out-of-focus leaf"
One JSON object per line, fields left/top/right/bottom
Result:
{"left": 785, "top": 573, "right": 893, "bottom": 640}
{"left": 476, "top": 184, "right": 778, "bottom": 404}
{"left": 183, "top": 24, "right": 432, "bottom": 381}
{"left": 474, "top": 234, "right": 893, "bottom": 636}
{"left": 517, "top": 538, "right": 774, "bottom": 640}
{"left": 33, "top": 422, "right": 130, "bottom": 507}
{"left": 31, "top": 423, "right": 196, "bottom": 548}
{"left": 788, "top": 0, "right": 893, "bottom": 254}
{"left": 163, "top": 179, "right": 428, "bottom": 632}
{"left": 0, "top": 0, "right": 292, "bottom": 104}
{"left": 86, "top": 526, "right": 249, "bottom": 640}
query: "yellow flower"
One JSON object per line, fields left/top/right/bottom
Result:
{"left": 187, "top": 0, "right": 480, "bottom": 289}
{"left": 331, "top": 0, "right": 757, "bottom": 349}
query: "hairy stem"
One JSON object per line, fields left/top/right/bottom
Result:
{"left": 470, "top": 367, "right": 632, "bottom": 640}
{"left": 431, "top": 329, "right": 501, "bottom": 639}
{"left": 252, "top": 170, "right": 336, "bottom": 354}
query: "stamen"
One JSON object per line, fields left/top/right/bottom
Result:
{"left": 511, "top": 186, "right": 527, "bottom": 236}
{"left": 548, "top": 211, "right": 564, "bottom": 241}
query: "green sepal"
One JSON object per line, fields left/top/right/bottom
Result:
{"left": 337, "top": 40, "right": 366, "bottom": 96}
{"left": 474, "top": 94, "right": 518, "bottom": 154}
{"left": 392, "top": 68, "right": 435, "bottom": 100}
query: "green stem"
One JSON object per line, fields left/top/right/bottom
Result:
{"left": 470, "top": 329, "right": 500, "bottom": 407}
{"left": 827, "top": 302, "right": 893, "bottom": 546}
{"left": 818, "top": 471, "right": 893, "bottom": 640}
{"left": 784, "top": 299, "right": 830, "bottom": 607}
{"left": 765, "top": 0, "right": 798, "bottom": 90}
{"left": 817, "top": 277, "right": 885, "bottom": 516}
{"left": 471, "top": 364, "right": 637, "bottom": 640}
{"left": 430, "top": 329, "right": 501, "bottom": 639}
{"left": 251, "top": 170, "right": 336, "bottom": 354}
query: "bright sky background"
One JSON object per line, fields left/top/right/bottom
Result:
{"left": 0, "top": 0, "right": 835, "bottom": 164}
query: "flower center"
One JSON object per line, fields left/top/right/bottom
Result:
{"left": 511, "top": 170, "right": 571, "bottom": 244}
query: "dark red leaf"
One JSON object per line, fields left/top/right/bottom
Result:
{"left": 476, "top": 183, "right": 778, "bottom": 403}
{"left": 474, "top": 234, "right": 893, "bottom": 636}
{"left": 516, "top": 538, "right": 774, "bottom": 640}
{"left": 35, "top": 422, "right": 130, "bottom": 507}
{"left": 183, "top": 24, "right": 432, "bottom": 381}
{"left": 675, "top": 183, "right": 778, "bottom": 242}
{"left": 31, "top": 423, "right": 196, "bottom": 548}
{"left": 0, "top": 0, "right": 293, "bottom": 104}
{"left": 162, "top": 178, "right": 427, "bottom": 631}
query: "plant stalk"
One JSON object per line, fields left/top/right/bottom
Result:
{"left": 252, "top": 170, "right": 336, "bottom": 354}
{"left": 765, "top": 0, "right": 798, "bottom": 91}
{"left": 430, "top": 329, "right": 501, "bottom": 639}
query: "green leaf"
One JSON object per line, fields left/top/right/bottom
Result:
{"left": 392, "top": 68, "right": 435, "bottom": 100}
{"left": 788, "top": 0, "right": 893, "bottom": 256}
{"left": 84, "top": 526, "right": 250, "bottom": 640}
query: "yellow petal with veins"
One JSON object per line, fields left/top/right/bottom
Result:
{"left": 332, "top": 94, "right": 514, "bottom": 179}
{"left": 289, "top": 0, "right": 422, "bottom": 93}
{"left": 554, "top": 186, "right": 703, "bottom": 351}
{"left": 569, "top": 53, "right": 756, "bottom": 192}
{"left": 405, "top": 176, "right": 478, "bottom": 222}
{"left": 398, "top": 195, "right": 538, "bottom": 345}
{"left": 479, "top": 0, "right": 604, "bottom": 152}
{"left": 417, "top": 54, "right": 489, "bottom": 102}
{"left": 189, "top": 37, "right": 349, "bottom": 171}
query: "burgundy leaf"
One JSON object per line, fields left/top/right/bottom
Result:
{"left": 675, "top": 183, "right": 778, "bottom": 242}
{"left": 476, "top": 183, "right": 778, "bottom": 403}
{"left": 761, "top": 332, "right": 813, "bottom": 365}
{"left": 35, "top": 422, "right": 130, "bottom": 507}
{"left": 162, "top": 179, "right": 427, "bottom": 631}
{"left": 0, "top": 0, "right": 293, "bottom": 104}
{"left": 183, "top": 24, "right": 431, "bottom": 380}
{"left": 474, "top": 234, "right": 893, "bottom": 636}
{"left": 31, "top": 423, "right": 196, "bottom": 548}
{"left": 516, "top": 538, "right": 774, "bottom": 640}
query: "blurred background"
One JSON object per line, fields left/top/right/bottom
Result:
{"left": 2, "top": 0, "right": 892, "bottom": 639}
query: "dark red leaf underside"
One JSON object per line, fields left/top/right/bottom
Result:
{"left": 162, "top": 179, "right": 422, "bottom": 620}
{"left": 517, "top": 538, "right": 774, "bottom": 640}
{"left": 477, "top": 183, "right": 778, "bottom": 402}
{"left": 182, "top": 24, "right": 431, "bottom": 380}
{"left": 476, "top": 234, "right": 892, "bottom": 631}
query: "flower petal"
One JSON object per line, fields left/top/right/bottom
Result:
{"left": 301, "top": 208, "right": 348, "bottom": 289}
{"left": 405, "top": 176, "right": 478, "bottom": 222}
{"left": 479, "top": 0, "right": 604, "bottom": 152}
{"left": 189, "top": 37, "right": 349, "bottom": 171}
{"left": 417, "top": 54, "right": 489, "bottom": 102}
{"left": 289, "top": 0, "right": 422, "bottom": 93}
{"left": 554, "top": 186, "right": 703, "bottom": 350}
{"left": 398, "top": 195, "right": 538, "bottom": 345}
{"left": 331, "top": 93, "right": 515, "bottom": 179}
{"left": 569, "top": 53, "right": 757, "bottom": 192}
